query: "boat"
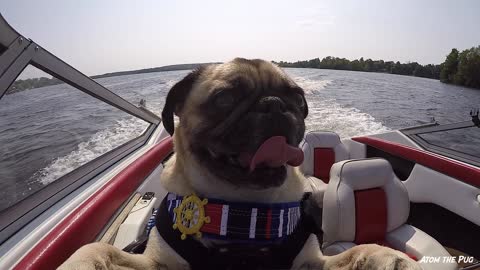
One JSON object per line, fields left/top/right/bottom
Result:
{"left": 0, "top": 14, "right": 479, "bottom": 270}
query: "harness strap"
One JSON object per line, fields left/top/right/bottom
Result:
{"left": 166, "top": 193, "right": 302, "bottom": 242}
{"left": 156, "top": 193, "right": 316, "bottom": 270}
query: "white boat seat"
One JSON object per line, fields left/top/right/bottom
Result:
{"left": 322, "top": 158, "right": 457, "bottom": 270}
{"left": 300, "top": 131, "right": 349, "bottom": 192}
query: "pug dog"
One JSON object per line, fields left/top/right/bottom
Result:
{"left": 59, "top": 58, "right": 420, "bottom": 270}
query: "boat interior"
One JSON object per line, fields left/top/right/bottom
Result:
{"left": 3, "top": 126, "right": 479, "bottom": 269}
{"left": 0, "top": 12, "right": 479, "bottom": 270}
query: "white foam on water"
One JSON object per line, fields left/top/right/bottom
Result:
{"left": 306, "top": 99, "right": 390, "bottom": 138}
{"left": 291, "top": 76, "right": 389, "bottom": 137}
{"left": 165, "top": 79, "right": 177, "bottom": 88}
{"left": 293, "top": 77, "right": 332, "bottom": 94}
{"left": 33, "top": 116, "right": 148, "bottom": 185}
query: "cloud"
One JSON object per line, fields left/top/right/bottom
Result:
{"left": 295, "top": 8, "right": 336, "bottom": 29}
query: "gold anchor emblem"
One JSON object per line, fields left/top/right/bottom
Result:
{"left": 173, "top": 194, "right": 211, "bottom": 240}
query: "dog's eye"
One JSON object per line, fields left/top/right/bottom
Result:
{"left": 213, "top": 91, "right": 236, "bottom": 108}
{"left": 294, "top": 93, "right": 305, "bottom": 108}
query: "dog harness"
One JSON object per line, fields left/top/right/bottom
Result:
{"left": 166, "top": 193, "right": 303, "bottom": 242}
{"left": 156, "top": 192, "right": 316, "bottom": 270}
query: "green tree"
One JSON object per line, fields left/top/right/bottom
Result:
{"left": 455, "top": 46, "right": 480, "bottom": 88}
{"left": 351, "top": 60, "right": 362, "bottom": 71}
{"left": 364, "top": 59, "right": 374, "bottom": 72}
{"left": 440, "top": 48, "right": 459, "bottom": 83}
{"left": 453, "top": 50, "right": 468, "bottom": 85}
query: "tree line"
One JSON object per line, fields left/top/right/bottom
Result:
{"left": 273, "top": 57, "right": 442, "bottom": 79}
{"left": 440, "top": 46, "right": 480, "bottom": 89}
{"left": 6, "top": 63, "right": 219, "bottom": 95}
{"left": 273, "top": 46, "right": 480, "bottom": 89}
{"left": 7, "top": 77, "right": 62, "bottom": 95}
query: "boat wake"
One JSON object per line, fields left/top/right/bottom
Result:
{"left": 293, "top": 77, "right": 332, "bottom": 94}
{"left": 32, "top": 116, "right": 148, "bottom": 185}
{"left": 306, "top": 98, "right": 390, "bottom": 138}
{"left": 290, "top": 76, "right": 390, "bottom": 137}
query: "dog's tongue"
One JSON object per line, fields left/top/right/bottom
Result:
{"left": 239, "top": 136, "right": 304, "bottom": 172}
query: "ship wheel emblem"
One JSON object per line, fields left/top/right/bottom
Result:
{"left": 173, "top": 194, "right": 211, "bottom": 240}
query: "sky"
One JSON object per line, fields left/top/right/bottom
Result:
{"left": 2, "top": 0, "right": 480, "bottom": 77}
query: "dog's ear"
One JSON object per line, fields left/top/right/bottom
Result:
{"left": 302, "top": 94, "right": 308, "bottom": 118}
{"left": 161, "top": 67, "right": 205, "bottom": 135}
{"left": 296, "top": 86, "right": 308, "bottom": 118}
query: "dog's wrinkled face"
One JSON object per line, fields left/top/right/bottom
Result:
{"left": 162, "top": 58, "right": 308, "bottom": 189}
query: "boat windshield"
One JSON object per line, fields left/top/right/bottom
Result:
{"left": 0, "top": 65, "right": 150, "bottom": 211}
{"left": 401, "top": 116, "right": 480, "bottom": 166}
{"left": 0, "top": 14, "right": 161, "bottom": 243}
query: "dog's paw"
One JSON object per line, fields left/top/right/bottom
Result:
{"left": 325, "top": 244, "right": 421, "bottom": 270}
{"left": 291, "top": 234, "right": 326, "bottom": 270}
{"left": 292, "top": 236, "right": 420, "bottom": 270}
{"left": 57, "top": 242, "right": 188, "bottom": 270}
{"left": 57, "top": 243, "right": 118, "bottom": 270}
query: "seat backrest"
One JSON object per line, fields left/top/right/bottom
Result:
{"left": 322, "top": 158, "right": 410, "bottom": 246}
{"left": 300, "top": 131, "right": 349, "bottom": 183}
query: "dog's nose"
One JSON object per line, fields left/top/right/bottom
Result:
{"left": 255, "top": 96, "right": 286, "bottom": 113}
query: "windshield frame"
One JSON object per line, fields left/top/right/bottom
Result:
{"left": 401, "top": 121, "right": 480, "bottom": 167}
{"left": 0, "top": 13, "right": 162, "bottom": 244}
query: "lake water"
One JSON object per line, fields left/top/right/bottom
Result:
{"left": 1, "top": 68, "right": 480, "bottom": 211}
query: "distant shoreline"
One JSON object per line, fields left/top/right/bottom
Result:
{"left": 7, "top": 62, "right": 220, "bottom": 95}
{"left": 2, "top": 62, "right": 442, "bottom": 95}
{"left": 90, "top": 62, "right": 221, "bottom": 79}
{"left": 8, "top": 48, "right": 480, "bottom": 94}
{"left": 272, "top": 57, "right": 442, "bottom": 80}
